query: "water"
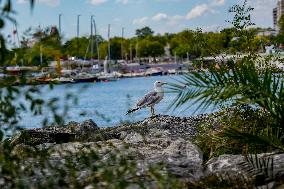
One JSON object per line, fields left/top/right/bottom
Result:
{"left": 18, "top": 75, "right": 215, "bottom": 128}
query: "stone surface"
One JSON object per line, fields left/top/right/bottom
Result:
{"left": 206, "top": 154, "right": 245, "bottom": 174}
{"left": 10, "top": 114, "right": 217, "bottom": 146}
{"left": 10, "top": 119, "right": 99, "bottom": 146}
{"left": 10, "top": 129, "right": 76, "bottom": 146}
{"left": 6, "top": 115, "right": 284, "bottom": 188}
{"left": 74, "top": 119, "right": 99, "bottom": 137}
{"left": 123, "top": 132, "right": 144, "bottom": 144}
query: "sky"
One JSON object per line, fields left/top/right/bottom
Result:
{"left": 3, "top": 0, "right": 277, "bottom": 42}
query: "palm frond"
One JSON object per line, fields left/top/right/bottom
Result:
{"left": 169, "top": 57, "right": 284, "bottom": 126}
{"left": 223, "top": 127, "right": 284, "bottom": 151}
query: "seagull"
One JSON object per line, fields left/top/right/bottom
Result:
{"left": 126, "top": 81, "right": 167, "bottom": 116}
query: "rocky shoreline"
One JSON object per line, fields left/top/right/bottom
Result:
{"left": 6, "top": 114, "right": 284, "bottom": 188}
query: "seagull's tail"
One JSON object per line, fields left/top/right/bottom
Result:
{"left": 126, "top": 107, "right": 140, "bottom": 115}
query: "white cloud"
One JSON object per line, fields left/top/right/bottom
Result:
{"left": 211, "top": 0, "right": 225, "bottom": 6}
{"left": 16, "top": 0, "right": 26, "bottom": 4}
{"left": 155, "top": 0, "right": 183, "bottom": 2}
{"left": 133, "top": 17, "right": 148, "bottom": 25}
{"left": 152, "top": 13, "right": 168, "bottom": 21}
{"left": 17, "top": 0, "right": 60, "bottom": 6}
{"left": 186, "top": 4, "right": 209, "bottom": 20}
{"left": 113, "top": 18, "right": 121, "bottom": 22}
{"left": 201, "top": 24, "right": 220, "bottom": 32}
{"left": 88, "top": 0, "right": 108, "bottom": 5}
{"left": 171, "top": 15, "right": 184, "bottom": 21}
{"left": 139, "top": 0, "right": 226, "bottom": 26}
{"left": 152, "top": 13, "right": 185, "bottom": 26}
{"left": 247, "top": 0, "right": 275, "bottom": 27}
{"left": 184, "top": 0, "right": 225, "bottom": 20}
{"left": 116, "top": 0, "right": 129, "bottom": 4}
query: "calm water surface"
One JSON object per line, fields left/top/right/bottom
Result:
{"left": 19, "top": 75, "right": 215, "bottom": 128}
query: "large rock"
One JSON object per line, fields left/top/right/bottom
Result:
{"left": 95, "top": 114, "right": 218, "bottom": 142}
{"left": 205, "top": 154, "right": 246, "bottom": 178}
{"left": 123, "top": 132, "right": 144, "bottom": 144}
{"left": 205, "top": 153, "right": 284, "bottom": 187}
{"left": 72, "top": 119, "right": 99, "bottom": 139}
{"left": 10, "top": 129, "right": 76, "bottom": 146}
{"left": 5, "top": 115, "right": 284, "bottom": 188}
{"left": 44, "top": 136, "right": 204, "bottom": 182}
{"left": 161, "top": 138, "right": 203, "bottom": 180}
{"left": 10, "top": 119, "right": 99, "bottom": 146}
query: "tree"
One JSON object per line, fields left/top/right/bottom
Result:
{"left": 135, "top": 26, "right": 154, "bottom": 38}
{"left": 5, "top": 26, "right": 63, "bottom": 66}
{"left": 63, "top": 37, "right": 90, "bottom": 59}
{"left": 278, "top": 15, "right": 284, "bottom": 34}
{"left": 147, "top": 41, "right": 164, "bottom": 61}
{"left": 170, "top": 30, "right": 202, "bottom": 58}
{"left": 110, "top": 37, "right": 123, "bottom": 60}
{"left": 276, "top": 15, "right": 284, "bottom": 46}
{"left": 169, "top": 0, "right": 284, "bottom": 151}
{"left": 136, "top": 39, "right": 164, "bottom": 61}
{"left": 98, "top": 42, "right": 108, "bottom": 60}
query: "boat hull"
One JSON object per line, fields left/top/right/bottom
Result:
{"left": 73, "top": 77, "right": 98, "bottom": 83}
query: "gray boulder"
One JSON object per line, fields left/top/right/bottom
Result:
{"left": 10, "top": 129, "right": 76, "bottom": 146}
{"left": 72, "top": 119, "right": 99, "bottom": 138}
{"left": 161, "top": 138, "right": 203, "bottom": 180}
{"left": 205, "top": 153, "right": 284, "bottom": 187}
{"left": 206, "top": 154, "right": 245, "bottom": 176}
{"left": 10, "top": 119, "right": 99, "bottom": 146}
{"left": 123, "top": 132, "right": 144, "bottom": 144}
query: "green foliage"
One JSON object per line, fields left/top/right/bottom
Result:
{"left": 193, "top": 106, "right": 274, "bottom": 161}
{"left": 169, "top": 0, "right": 284, "bottom": 153}
{"left": 276, "top": 15, "right": 284, "bottom": 45}
{"left": 109, "top": 37, "right": 124, "bottom": 60}
{"left": 7, "top": 26, "right": 62, "bottom": 66}
{"left": 189, "top": 174, "right": 254, "bottom": 189}
{"left": 135, "top": 26, "right": 154, "bottom": 38}
{"left": 169, "top": 53, "right": 284, "bottom": 151}
{"left": 0, "top": 0, "right": 82, "bottom": 137}
{"left": 170, "top": 30, "right": 202, "bottom": 58}
{"left": 63, "top": 36, "right": 89, "bottom": 59}
{"left": 63, "top": 35, "right": 103, "bottom": 59}
{"left": 137, "top": 39, "right": 164, "bottom": 60}
{"left": 2, "top": 4, "right": 277, "bottom": 64}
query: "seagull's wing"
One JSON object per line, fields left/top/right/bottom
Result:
{"left": 136, "top": 91, "right": 160, "bottom": 107}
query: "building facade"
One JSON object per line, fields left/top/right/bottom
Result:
{"left": 274, "top": 0, "right": 284, "bottom": 30}
{"left": 274, "top": 7, "right": 278, "bottom": 28}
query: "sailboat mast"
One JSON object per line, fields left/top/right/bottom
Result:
{"left": 58, "top": 14, "right": 62, "bottom": 35}
{"left": 77, "top": 14, "right": 81, "bottom": 59}
{"left": 108, "top": 24, "right": 111, "bottom": 63}
{"left": 93, "top": 19, "right": 100, "bottom": 63}
{"left": 90, "top": 15, "right": 94, "bottom": 60}
{"left": 121, "top": 27, "right": 124, "bottom": 60}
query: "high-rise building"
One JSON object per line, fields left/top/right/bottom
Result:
{"left": 273, "top": 0, "right": 284, "bottom": 30}
{"left": 273, "top": 7, "right": 278, "bottom": 28}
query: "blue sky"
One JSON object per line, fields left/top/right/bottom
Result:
{"left": 4, "top": 0, "right": 277, "bottom": 42}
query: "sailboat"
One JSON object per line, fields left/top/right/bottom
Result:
{"left": 96, "top": 56, "right": 117, "bottom": 81}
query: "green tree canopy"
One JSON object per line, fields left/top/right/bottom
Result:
{"left": 135, "top": 26, "right": 154, "bottom": 38}
{"left": 170, "top": 30, "right": 202, "bottom": 58}
{"left": 276, "top": 15, "right": 284, "bottom": 45}
{"left": 137, "top": 39, "right": 164, "bottom": 61}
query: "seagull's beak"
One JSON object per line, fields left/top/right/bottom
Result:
{"left": 162, "top": 82, "right": 168, "bottom": 85}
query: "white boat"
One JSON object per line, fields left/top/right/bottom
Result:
{"left": 52, "top": 77, "right": 75, "bottom": 83}
{"left": 97, "top": 73, "right": 118, "bottom": 82}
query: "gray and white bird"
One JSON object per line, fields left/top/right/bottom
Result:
{"left": 126, "top": 81, "right": 167, "bottom": 116}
